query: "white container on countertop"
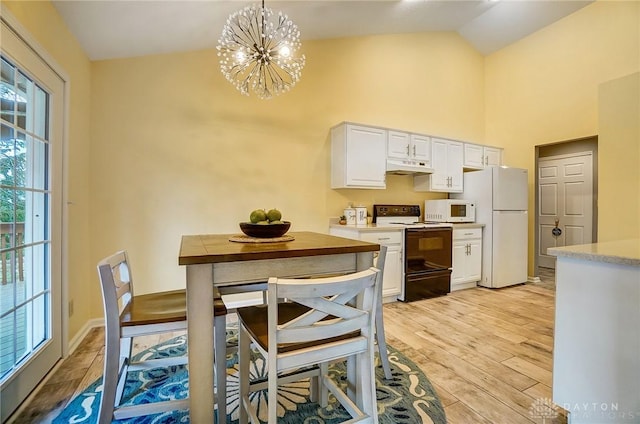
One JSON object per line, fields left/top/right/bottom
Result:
{"left": 344, "top": 206, "right": 356, "bottom": 225}
{"left": 355, "top": 206, "right": 367, "bottom": 226}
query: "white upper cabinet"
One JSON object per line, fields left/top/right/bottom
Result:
{"left": 464, "top": 143, "right": 503, "bottom": 169}
{"left": 410, "top": 134, "right": 431, "bottom": 163}
{"left": 387, "top": 131, "right": 431, "bottom": 166}
{"left": 387, "top": 131, "right": 411, "bottom": 159}
{"left": 331, "top": 123, "right": 387, "bottom": 189}
{"left": 414, "top": 137, "right": 463, "bottom": 192}
{"left": 484, "top": 146, "right": 502, "bottom": 167}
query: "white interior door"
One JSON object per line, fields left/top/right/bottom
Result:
{"left": 537, "top": 153, "right": 593, "bottom": 268}
{"left": 1, "top": 16, "right": 64, "bottom": 421}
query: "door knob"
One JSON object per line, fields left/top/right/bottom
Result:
{"left": 552, "top": 219, "right": 562, "bottom": 237}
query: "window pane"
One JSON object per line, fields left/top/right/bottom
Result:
{"left": 0, "top": 190, "right": 16, "bottom": 230}
{"left": 14, "top": 132, "right": 26, "bottom": 188}
{"left": 12, "top": 189, "right": 25, "bottom": 229}
{"left": 15, "top": 72, "right": 28, "bottom": 131}
{"left": 1, "top": 124, "right": 15, "bottom": 188}
{"left": 16, "top": 246, "right": 27, "bottom": 299}
{"left": 28, "top": 136, "right": 46, "bottom": 191}
{"left": 25, "top": 243, "right": 46, "bottom": 295}
{"left": 31, "top": 293, "right": 47, "bottom": 348}
{"left": 0, "top": 311, "right": 15, "bottom": 377}
{"left": 34, "top": 85, "right": 47, "bottom": 139}
{"left": 22, "top": 191, "right": 46, "bottom": 245}
{"left": 14, "top": 303, "right": 29, "bottom": 363}
{"left": 1, "top": 58, "right": 15, "bottom": 124}
{"left": 0, "top": 251, "right": 15, "bottom": 315}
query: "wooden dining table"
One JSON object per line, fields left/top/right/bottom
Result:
{"left": 178, "top": 230, "right": 380, "bottom": 423}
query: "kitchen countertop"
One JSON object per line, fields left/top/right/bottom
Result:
{"left": 450, "top": 223, "right": 485, "bottom": 229}
{"left": 547, "top": 238, "right": 640, "bottom": 267}
{"left": 328, "top": 222, "right": 452, "bottom": 231}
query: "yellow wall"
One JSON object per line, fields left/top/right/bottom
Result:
{"left": 485, "top": 1, "right": 640, "bottom": 273}
{"left": 598, "top": 72, "right": 640, "bottom": 241}
{"left": 3, "top": 1, "right": 93, "bottom": 341}
{"left": 90, "top": 33, "right": 484, "bottom": 299}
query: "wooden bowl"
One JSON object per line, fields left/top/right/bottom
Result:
{"left": 239, "top": 221, "right": 291, "bottom": 238}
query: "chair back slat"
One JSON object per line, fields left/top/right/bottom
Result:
{"left": 97, "top": 250, "right": 135, "bottom": 320}
{"left": 278, "top": 314, "right": 369, "bottom": 344}
{"left": 275, "top": 276, "right": 369, "bottom": 299}
{"left": 284, "top": 297, "right": 364, "bottom": 328}
{"left": 268, "top": 267, "right": 379, "bottom": 347}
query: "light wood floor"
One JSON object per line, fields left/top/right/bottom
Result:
{"left": 9, "top": 274, "right": 563, "bottom": 424}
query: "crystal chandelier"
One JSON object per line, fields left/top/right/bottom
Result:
{"left": 216, "top": 1, "right": 305, "bottom": 99}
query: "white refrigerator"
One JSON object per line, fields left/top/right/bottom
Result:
{"left": 452, "top": 167, "right": 528, "bottom": 288}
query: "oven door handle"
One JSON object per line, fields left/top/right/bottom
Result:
{"left": 405, "top": 269, "right": 451, "bottom": 282}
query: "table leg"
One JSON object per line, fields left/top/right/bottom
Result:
{"left": 186, "top": 264, "right": 215, "bottom": 423}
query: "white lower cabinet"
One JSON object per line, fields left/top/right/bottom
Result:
{"left": 451, "top": 227, "right": 482, "bottom": 291}
{"left": 328, "top": 227, "right": 402, "bottom": 302}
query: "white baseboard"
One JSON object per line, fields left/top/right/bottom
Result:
{"left": 527, "top": 276, "right": 542, "bottom": 284}
{"left": 67, "top": 318, "right": 104, "bottom": 356}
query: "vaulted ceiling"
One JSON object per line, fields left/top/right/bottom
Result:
{"left": 52, "top": 0, "right": 593, "bottom": 61}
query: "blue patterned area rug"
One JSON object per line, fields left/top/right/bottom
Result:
{"left": 53, "top": 329, "right": 446, "bottom": 424}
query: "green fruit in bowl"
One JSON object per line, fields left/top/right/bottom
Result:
{"left": 250, "top": 209, "right": 267, "bottom": 223}
{"left": 256, "top": 220, "right": 269, "bottom": 225}
{"left": 270, "top": 220, "right": 283, "bottom": 224}
{"left": 266, "top": 208, "right": 282, "bottom": 222}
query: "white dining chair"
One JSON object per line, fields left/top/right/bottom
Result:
{"left": 236, "top": 266, "right": 381, "bottom": 424}
{"left": 96, "top": 250, "right": 228, "bottom": 424}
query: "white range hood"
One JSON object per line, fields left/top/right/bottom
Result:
{"left": 386, "top": 159, "right": 433, "bottom": 175}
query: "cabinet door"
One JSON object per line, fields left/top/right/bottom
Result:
{"left": 345, "top": 125, "right": 387, "bottom": 188}
{"left": 464, "top": 143, "right": 484, "bottom": 169}
{"left": 387, "top": 130, "right": 410, "bottom": 159}
{"left": 360, "top": 231, "right": 403, "bottom": 299}
{"left": 484, "top": 146, "right": 502, "bottom": 167}
{"left": 410, "top": 134, "right": 431, "bottom": 164}
{"left": 447, "top": 140, "right": 464, "bottom": 192}
{"left": 451, "top": 241, "right": 468, "bottom": 285}
{"left": 467, "top": 239, "right": 482, "bottom": 282}
{"left": 381, "top": 244, "right": 402, "bottom": 298}
{"left": 429, "top": 137, "right": 449, "bottom": 190}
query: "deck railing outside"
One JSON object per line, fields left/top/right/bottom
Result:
{"left": 1, "top": 222, "right": 24, "bottom": 285}
{"left": 0, "top": 222, "right": 26, "bottom": 378}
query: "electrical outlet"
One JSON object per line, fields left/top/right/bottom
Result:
{"left": 68, "top": 300, "right": 74, "bottom": 317}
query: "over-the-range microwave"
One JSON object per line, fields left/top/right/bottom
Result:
{"left": 424, "top": 199, "right": 476, "bottom": 223}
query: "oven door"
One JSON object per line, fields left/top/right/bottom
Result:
{"left": 405, "top": 227, "right": 453, "bottom": 273}
{"left": 404, "top": 269, "right": 451, "bottom": 302}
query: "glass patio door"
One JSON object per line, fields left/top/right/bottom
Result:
{"left": 1, "top": 18, "right": 64, "bottom": 422}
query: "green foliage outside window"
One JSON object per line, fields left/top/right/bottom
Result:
{"left": 0, "top": 139, "right": 26, "bottom": 223}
